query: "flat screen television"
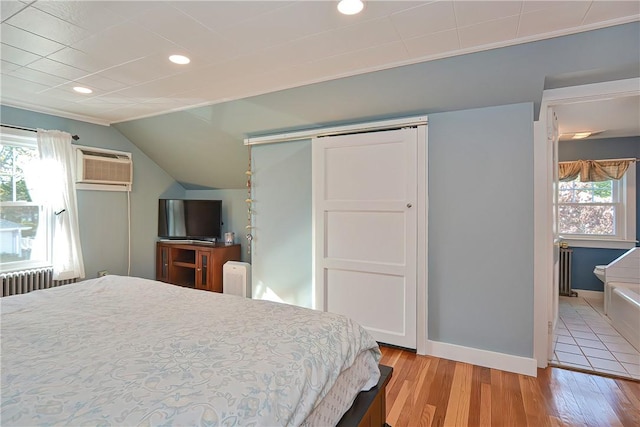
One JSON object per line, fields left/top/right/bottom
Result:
{"left": 158, "top": 199, "right": 222, "bottom": 241}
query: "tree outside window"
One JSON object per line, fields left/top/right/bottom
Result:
{"left": 558, "top": 178, "right": 616, "bottom": 236}
{"left": 0, "top": 142, "right": 41, "bottom": 263}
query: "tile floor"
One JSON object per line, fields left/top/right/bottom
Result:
{"left": 551, "top": 295, "right": 640, "bottom": 380}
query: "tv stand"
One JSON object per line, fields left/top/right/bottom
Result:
{"left": 156, "top": 241, "right": 241, "bottom": 292}
{"left": 158, "top": 239, "right": 217, "bottom": 244}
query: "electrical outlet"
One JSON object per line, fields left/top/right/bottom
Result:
{"left": 98, "top": 270, "right": 108, "bottom": 277}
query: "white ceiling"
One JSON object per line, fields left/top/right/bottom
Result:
{"left": 2, "top": 0, "right": 639, "bottom": 126}
{"left": 556, "top": 95, "right": 640, "bottom": 140}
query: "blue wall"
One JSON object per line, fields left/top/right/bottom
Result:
{"left": 251, "top": 141, "right": 313, "bottom": 307}
{"left": 429, "top": 103, "right": 534, "bottom": 357}
{"left": 570, "top": 247, "right": 628, "bottom": 291}
{"left": 559, "top": 136, "right": 640, "bottom": 291}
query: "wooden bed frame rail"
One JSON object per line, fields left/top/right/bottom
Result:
{"left": 336, "top": 365, "right": 393, "bottom": 427}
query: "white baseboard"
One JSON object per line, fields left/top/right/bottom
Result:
{"left": 574, "top": 289, "right": 604, "bottom": 300}
{"left": 426, "top": 340, "right": 538, "bottom": 377}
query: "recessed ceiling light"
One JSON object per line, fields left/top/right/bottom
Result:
{"left": 338, "top": 0, "right": 364, "bottom": 15}
{"left": 571, "top": 132, "right": 592, "bottom": 139}
{"left": 169, "top": 54, "right": 190, "bottom": 65}
{"left": 73, "top": 86, "right": 93, "bottom": 94}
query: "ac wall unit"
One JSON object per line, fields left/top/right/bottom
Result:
{"left": 223, "top": 261, "right": 251, "bottom": 298}
{"left": 75, "top": 145, "right": 132, "bottom": 191}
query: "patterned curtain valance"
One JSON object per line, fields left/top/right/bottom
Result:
{"left": 558, "top": 159, "right": 634, "bottom": 182}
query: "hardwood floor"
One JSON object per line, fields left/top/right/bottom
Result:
{"left": 379, "top": 345, "right": 640, "bottom": 427}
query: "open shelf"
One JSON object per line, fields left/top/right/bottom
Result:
{"left": 156, "top": 242, "right": 242, "bottom": 293}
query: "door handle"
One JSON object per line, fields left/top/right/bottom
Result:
{"left": 406, "top": 203, "right": 412, "bottom": 208}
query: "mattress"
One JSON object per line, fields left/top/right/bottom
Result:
{"left": 1, "top": 275, "right": 381, "bottom": 426}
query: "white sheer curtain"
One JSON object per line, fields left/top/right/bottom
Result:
{"left": 36, "top": 130, "right": 85, "bottom": 280}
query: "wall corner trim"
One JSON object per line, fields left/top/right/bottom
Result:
{"left": 426, "top": 339, "right": 538, "bottom": 377}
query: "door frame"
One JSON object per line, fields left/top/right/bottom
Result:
{"left": 533, "top": 77, "right": 640, "bottom": 368}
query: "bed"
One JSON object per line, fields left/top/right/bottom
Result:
{"left": 1, "top": 275, "right": 388, "bottom": 426}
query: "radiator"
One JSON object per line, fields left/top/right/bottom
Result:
{"left": 1, "top": 268, "right": 76, "bottom": 297}
{"left": 559, "top": 247, "right": 577, "bottom": 297}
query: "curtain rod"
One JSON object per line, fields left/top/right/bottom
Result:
{"left": 1, "top": 124, "right": 79, "bottom": 141}
{"left": 559, "top": 157, "right": 639, "bottom": 162}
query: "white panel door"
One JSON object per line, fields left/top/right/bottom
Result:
{"left": 313, "top": 128, "right": 417, "bottom": 349}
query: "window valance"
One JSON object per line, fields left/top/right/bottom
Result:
{"left": 558, "top": 159, "right": 635, "bottom": 182}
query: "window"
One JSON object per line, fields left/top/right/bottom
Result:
{"left": 0, "top": 128, "right": 51, "bottom": 271}
{"left": 558, "top": 164, "right": 636, "bottom": 248}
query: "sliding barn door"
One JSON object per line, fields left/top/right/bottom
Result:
{"left": 313, "top": 128, "right": 417, "bottom": 349}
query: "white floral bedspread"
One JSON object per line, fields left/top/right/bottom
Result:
{"left": 1, "top": 275, "right": 380, "bottom": 426}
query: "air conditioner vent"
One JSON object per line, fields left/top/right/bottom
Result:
{"left": 75, "top": 146, "right": 132, "bottom": 191}
{"left": 79, "top": 149, "right": 130, "bottom": 160}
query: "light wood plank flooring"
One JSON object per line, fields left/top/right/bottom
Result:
{"left": 380, "top": 345, "right": 640, "bottom": 427}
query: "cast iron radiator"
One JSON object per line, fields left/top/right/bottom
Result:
{"left": 0, "top": 268, "right": 77, "bottom": 297}
{"left": 559, "top": 247, "right": 577, "bottom": 297}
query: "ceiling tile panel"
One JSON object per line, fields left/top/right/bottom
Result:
{"left": 151, "top": 65, "right": 239, "bottom": 97}
{"left": 220, "top": 46, "right": 300, "bottom": 77}
{"left": 1, "top": 74, "right": 52, "bottom": 95}
{"left": 0, "top": 24, "right": 66, "bottom": 56}
{"left": 0, "top": 59, "right": 21, "bottom": 73}
{"left": 518, "top": 2, "right": 592, "bottom": 37}
{"left": 72, "top": 74, "right": 128, "bottom": 93}
{"left": 97, "top": 54, "right": 189, "bottom": 87}
{"left": 458, "top": 16, "right": 520, "bottom": 49}
{"left": 352, "top": 1, "right": 430, "bottom": 20}
{"left": 583, "top": 1, "right": 640, "bottom": 25}
{"left": 1, "top": 0, "right": 28, "bottom": 22}
{"left": 38, "top": 86, "right": 96, "bottom": 102}
{"left": 402, "top": 28, "right": 461, "bottom": 59}
{"left": 47, "top": 47, "right": 115, "bottom": 74}
{"left": 0, "top": 43, "right": 41, "bottom": 66}
{"left": 184, "top": 56, "right": 263, "bottom": 86}
{"left": 337, "top": 40, "right": 411, "bottom": 72}
{"left": 5, "top": 6, "right": 90, "bottom": 45}
{"left": 108, "top": 76, "right": 190, "bottom": 101}
{"left": 390, "top": 1, "right": 457, "bottom": 40}
{"left": 168, "top": 33, "right": 240, "bottom": 66}
{"left": 453, "top": 1, "right": 523, "bottom": 28}
{"left": 335, "top": 17, "right": 402, "bottom": 52}
{"left": 101, "top": 1, "right": 164, "bottom": 21}
{"left": 71, "top": 22, "right": 180, "bottom": 65}
{"left": 29, "top": 1, "right": 126, "bottom": 32}
{"left": 277, "top": 31, "right": 351, "bottom": 65}
{"left": 170, "top": 1, "right": 294, "bottom": 32}
{"left": 226, "top": 2, "right": 348, "bottom": 55}
{"left": 27, "top": 58, "right": 89, "bottom": 81}
{"left": 78, "top": 95, "right": 141, "bottom": 106}
{"left": 305, "top": 40, "right": 410, "bottom": 80}
{"left": 521, "top": 1, "right": 582, "bottom": 14}
{"left": 8, "top": 66, "right": 70, "bottom": 87}
{"left": 131, "top": 5, "right": 217, "bottom": 50}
